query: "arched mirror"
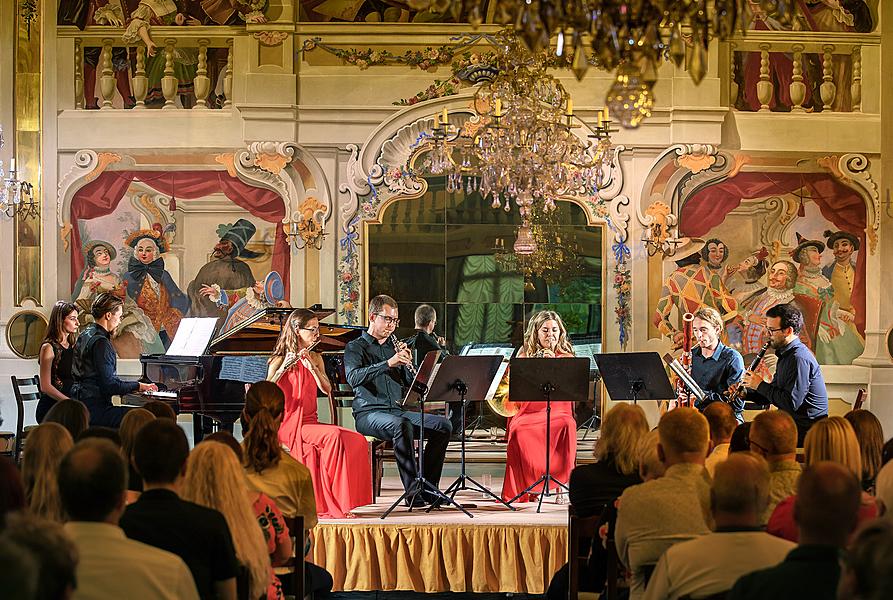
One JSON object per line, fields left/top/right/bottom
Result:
{"left": 7, "top": 310, "right": 49, "bottom": 359}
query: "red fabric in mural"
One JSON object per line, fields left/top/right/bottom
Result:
{"left": 69, "top": 170, "right": 290, "bottom": 297}
{"left": 680, "top": 171, "right": 867, "bottom": 335}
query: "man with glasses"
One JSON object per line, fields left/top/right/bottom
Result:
{"left": 742, "top": 303, "right": 828, "bottom": 445}
{"left": 344, "top": 294, "right": 452, "bottom": 506}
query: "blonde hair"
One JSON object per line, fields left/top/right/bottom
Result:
{"left": 692, "top": 306, "right": 723, "bottom": 334}
{"left": 21, "top": 423, "right": 74, "bottom": 522}
{"left": 638, "top": 430, "right": 665, "bottom": 481}
{"left": 119, "top": 408, "right": 155, "bottom": 466}
{"left": 182, "top": 441, "right": 271, "bottom": 600}
{"left": 804, "top": 416, "right": 862, "bottom": 478}
{"left": 522, "top": 310, "right": 575, "bottom": 357}
{"left": 596, "top": 404, "right": 649, "bottom": 475}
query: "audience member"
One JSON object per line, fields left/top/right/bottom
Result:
{"left": 882, "top": 437, "right": 893, "bottom": 467}
{"left": 182, "top": 441, "right": 271, "bottom": 600}
{"left": 838, "top": 519, "right": 893, "bottom": 600}
{"left": 119, "top": 408, "right": 155, "bottom": 496}
{"left": 21, "top": 423, "right": 74, "bottom": 522}
{"left": 638, "top": 430, "right": 665, "bottom": 482}
{"left": 645, "top": 453, "right": 795, "bottom": 600}
{"left": 37, "top": 301, "right": 80, "bottom": 423}
{"left": 748, "top": 410, "right": 801, "bottom": 524}
{"left": 142, "top": 400, "right": 178, "bottom": 421}
{"left": 59, "top": 438, "right": 199, "bottom": 599}
{"left": 703, "top": 402, "right": 737, "bottom": 477}
{"left": 615, "top": 408, "right": 712, "bottom": 600}
{"left": 0, "top": 456, "right": 26, "bottom": 531}
{"left": 768, "top": 416, "right": 879, "bottom": 542}
{"left": 120, "top": 420, "right": 240, "bottom": 600}
{"left": 728, "top": 462, "right": 862, "bottom": 600}
{"left": 844, "top": 409, "right": 884, "bottom": 492}
{"left": 1, "top": 512, "right": 78, "bottom": 600}
{"left": 875, "top": 460, "right": 893, "bottom": 518}
{"left": 43, "top": 399, "right": 90, "bottom": 442}
{"left": 76, "top": 426, "right": 121, "bottom": 446}
{"left": 0, "top": 536, "right": 38, "bottom": 599}
{"left": 729, "top": 421, "right": 752, "bottom": 453}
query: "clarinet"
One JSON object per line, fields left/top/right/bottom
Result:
{"left": 730, "top": 340, "right": 772, "bottom": 401}
{"left": 390, "top": 334, "right": 418, "bottom": 377}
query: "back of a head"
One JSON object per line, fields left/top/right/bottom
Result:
{"left": 794, "top": 461, "right": 862, "bottom": 545}
{"left": 141, "top": 400, "right": 177, "bottom": 421}
{"left": 712, "top": 452, "right": 770, "bottom": 517}
{"left": 0, "top": 537, "right": 38, "bottom": 600}
{"left": 638, "top": 430, "right": 665, "bottom": 481}
{"left": 43, "top": 400, "right": 90, "bottom": 442}
{"left": 21, "top": 423, "right": 74, "bottom": 522}
{"left": 414, "top": 304, "right": 436, "bottom": 328}
{"left": 243, "top": 381, "right": 285, "bottom": 473}
{"left": 804, "top": 416, "right": 862, "bottom": 478}
{"left": 751, "top": 410, "right": 798, "bottom": 456}
{"left": 76, "top": 426, "right": 121, "bottom": 446}
{"left": 119, "top": 408, "right": 155, "bottom": 460}
{"left": 875, "top": 461, "right": 893, "bottom": 517}
{"left": 703, "top": 402, "right": 737, "bottom": 444}
{"left": 204, "top": 431, "right": 244, "bottom": 462}
{"left": 842, "top": 520, "right": 893, "bottom": 600}
{"left": 658, "top": 407, "right": 709, "bottom": 462}
{"left": 1, "top": 512, "right": 78, "bottom": 600}
{"left": 844, "top": 409, "right": 884, "bottom": 488}
{"left": 58, "top": 439, "right": 127, "bottom": 522}
{"left": 597, "top": 403, "right": 649, "bottom": 476}
{"left": 132, "top": 419, "right": 189, "bottom": 485}
{"left": 728, "top": 421, "right": 752, "bottom": 453}
{"left": 90, "top": 291, "right": 123, "bottom": 320}
{"left": 0, "top": 456, "right": 26, "bottom": 530}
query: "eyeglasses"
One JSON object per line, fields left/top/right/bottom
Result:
{"left": 373, "top": 314, "right": 400, "bottom": 326}
{"left": 299, "top": 326, "right": 320, "bottom": 333}
{"left": 765, "top": 326, "right": 785, "bottom": 334}
{"left": 748, "top": 438, "right": 770, "bottom": 454}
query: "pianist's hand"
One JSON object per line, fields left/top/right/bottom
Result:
{"left": 139, "top": 382, "right": 159, "bottom": 393}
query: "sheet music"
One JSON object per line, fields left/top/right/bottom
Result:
{"left": 219, "top": 355, "right": 269, "bottom": 383}
{"left": 165, "top": 318, "right": 218, "bottom": 357}
{"left": 483, "top": 359, "right": 510, "bottom": 402}
{"left": 464, "top": 346, "right": 515, "bottom": 360}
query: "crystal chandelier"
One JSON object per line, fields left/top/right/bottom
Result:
{"left": 411, "top": 0, "right": 798, "bottom": 127}
{"left": 0, "top": 127, "right": 37, "bottom": 219}
{"left": 424, "top": 30, "right": 615, "bottom": 222}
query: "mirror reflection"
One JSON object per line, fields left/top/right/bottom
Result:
{"left": 7, "top": 310, "right": 49, "bottom": 359}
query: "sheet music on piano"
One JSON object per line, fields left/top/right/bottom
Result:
{"left": 165, "top": 318, "right": 218, "bottom": 356}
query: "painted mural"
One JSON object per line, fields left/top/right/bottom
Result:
{"left": 646, "top": 149, "right": 876, "bottom": 367}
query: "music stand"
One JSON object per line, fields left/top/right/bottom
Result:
{"left": 593, "top": 352, "right": 675, "bottom": 403}
{"left": 507, "top": 357, "right": 590, "bottom": 513}
{"left": 426, "top": 355, "right": 514, "bottom": 512}
{"left": 381, "top": 350, "right": 474, "bottom": 519}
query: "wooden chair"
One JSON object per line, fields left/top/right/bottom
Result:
{"left": 10, "top": 375, "right": 41, "bottom": 464}
{"left": 853, "top": 388, "right": 867, "bottom": 410}
{"left": 281, "top": 515, "right": 306, "bottom": 600}
{"left": 567, "top": 505, "right": 601, "bottom": 600}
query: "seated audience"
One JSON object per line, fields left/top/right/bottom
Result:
{"left": 844, "top": 409, "right": 884, "bottom": 493}
{"left": 37, "top": 301, "right": 80, "bottom": 423}
{"left": 644, "top": 453, "right": 795, "bottom": 600}
{"left": 59, "top": 438, "right": 199, "bottom": 599}
{"left": 728, "top": 462, "right": 862, "bottom": 600}
{"left": 638, "top": 430, "right": 666, "bottom": 482}
{"left": 767, "top": 416, "right": 878, "bottom": 542}
{"left": 0, "top": 536, "right": 38, "bottom": 599}
{"left": 70, "top": 293, "right": 156, "bottom": 427}
{"left": 548, "top": 403, "right": 648, "bottom": 600}
{"left": 615, "top": 408, "right": 712, "bottom": 600}
{"left": 703, "top": 402, "right": 737, "bottom": 477}
{"left": 0, "top": 456, "right": 26, "bottom": 531}
{"left": 729, "top": 421, "right": 752, "bottom": 453}
{"left": 76, "top": 426, "right": 121, "bottom": 445}
{"left": 875, "top": 460, "right": 893, "bottom": 518}
{"left": 182, "top": 441, "right": 271, "bottom": 600}
{"left": 838, "top": 519, "right": 893, "bottom": 600}
{"left": 883, "top": 437, "right": 893, "bottom": 467}
{"left": 120, "top": 420, "right": 239, "bottom": 600}
{"left": 748, "top": 410, "right": 801, "bottom": 524}
{"left": 142, "top": 399, "right": 178, "bottom": 421}
{"left": 43, "top": 399, "right": 90, "bottom": 442}
{"left": 119, "top": 408, "right": 155, "bottom": 496}
{"left": 21, "top": 423, "right": 73, "bottom": 522}
{"left": 1, "top": 512, "right": 78, "bottom": 600}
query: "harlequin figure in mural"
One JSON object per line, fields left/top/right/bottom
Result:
{"left": 122, "top": 229, "right": 190, "bottom": 346}
{"left": 790, "top": 233, "right": 864, "bottom": 365}
{"left": 72, "top": 240, "right": 165, "bottom": 358}
{"left": 187, "top": 219, "right": 262, "bottom": 318}
{"left": 653, "top": 237, "right": 739, "bottom": 347}
{"left": 821, "top": 230, "right": 859, "bottom": 317}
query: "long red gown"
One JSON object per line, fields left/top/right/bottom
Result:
{"left": 276, "top": 361, "right": 372, "bottom": 518}
{"left": 501, "top": 355, "right": 578, "bottom": 502}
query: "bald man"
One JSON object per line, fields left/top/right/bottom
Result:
{"left": 644, "top": 453, "right": 795, "bottom": 600}
{"left": 748, "top": 411, "right": 801, "bottom": 524}
{"left": 704, "top": 402, "right": 738, "bottom": 478}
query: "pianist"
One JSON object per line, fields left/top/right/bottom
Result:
{"left": 71, "top": 292, "right": 158, "bottom": 427}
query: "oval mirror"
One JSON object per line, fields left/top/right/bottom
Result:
{"left": 6, "top": 310, "right": 48, "bottom": 359}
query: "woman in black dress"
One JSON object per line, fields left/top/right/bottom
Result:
{"left": 36, "top": 302, "right": 80, "bottom": 422}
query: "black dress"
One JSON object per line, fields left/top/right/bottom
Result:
{"left": 36, "top": 341, "right": 74, "bottom": 423}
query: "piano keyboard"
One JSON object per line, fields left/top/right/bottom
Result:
{"left": 144, "top": 390, "right": 178, "bottom": 399}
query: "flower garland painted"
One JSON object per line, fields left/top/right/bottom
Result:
{"left": 612, "top": 240, "right": 632, "bottom": 349}
{"left": 338, "top": 215, "right": 361, "bottom": 325}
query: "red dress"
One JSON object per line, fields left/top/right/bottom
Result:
{"left": 276, "top": 361, "right": 372, "bottom": 518}
{"left": 501, "top": 354, "right": 578, "bottom": 502}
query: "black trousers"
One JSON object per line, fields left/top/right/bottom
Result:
{"left": 355, "top": 408, "right": 452, "bottom": 494}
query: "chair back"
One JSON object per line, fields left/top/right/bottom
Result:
{"left": 567, "top": 505, "right": 600, "bottom": 600}
{"left": 282, "top": 514, "right": 305, "bottom": 600}
{"left": 853, "top": 388, "right": 867, "bottom": 411}
{"left": 11, "top": 375, "right": 40, "bottom": 464}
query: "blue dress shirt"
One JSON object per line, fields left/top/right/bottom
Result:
{"left": 691, "top": 341, "right": 746, "bottom": 421}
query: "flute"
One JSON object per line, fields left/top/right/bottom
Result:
{"left": 270, "top": 340, "right": 320, "bottom": 383}
{"left": 389, "top": 334, "right": 418, "bottom": 377}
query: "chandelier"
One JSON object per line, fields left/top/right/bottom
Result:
{"left": 411, "top": 0, "right": 798, "bottom": 127}
{"left": 423, "top": 30, "right": 614, "bottom": 222}
{"left": 0, "top": 127, "right": 37, "bottom": 219}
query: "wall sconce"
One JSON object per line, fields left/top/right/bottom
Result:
{"left": 0, "top": 127, "right": 37, "bottom": 219}
{"left": 286, "top": 214, "right": 327, "bottom": 251}
{"left": 642, "top": 222, "right": 683, "bottom": 257}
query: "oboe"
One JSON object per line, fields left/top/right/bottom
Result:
{"left": 389, "top": 334, "right": 418, "bottom": 377}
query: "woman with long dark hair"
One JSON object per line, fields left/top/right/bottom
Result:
{"left": 36, "top": 301, "right": 80, "bottom": 422}
{"left": 268, "top": 309, "right": 371, "bottom": 518}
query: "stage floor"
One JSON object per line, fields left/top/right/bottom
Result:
{"left": 311, "top": 477, "right": 568, "bottom": 595}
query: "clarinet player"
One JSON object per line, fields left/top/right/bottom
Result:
{"left": 685, "top": 307, "right": 746, "bottom": 423}
{"left": 344, "top": 294, "right": 452, "bottom": 507}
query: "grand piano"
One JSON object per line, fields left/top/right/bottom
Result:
{"left": 123, "top": 307, "right": 364, "bottom": 441}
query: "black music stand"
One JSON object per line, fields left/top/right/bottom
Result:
{"left": 507, "top": 357, "right": 590, "bottom": 513}
{"left": 593, "top": 352, "right": 675, "bottom": 403}
{"left": 427, "top": 355, "right": 514, "bottom": 512}
{"left": 381, "top": 351, "right": 474, "bottom": 519}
